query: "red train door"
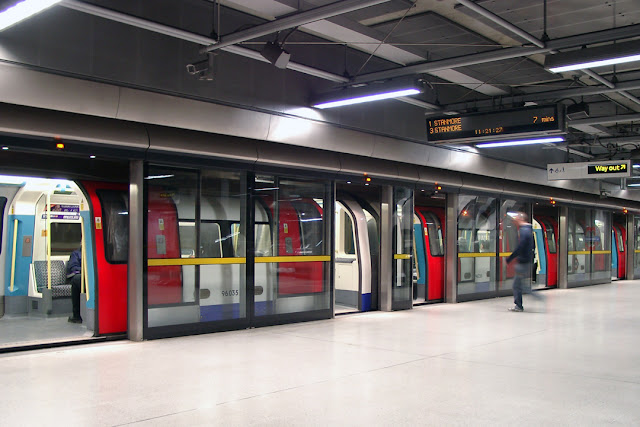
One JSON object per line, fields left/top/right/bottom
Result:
{"left": 146, "top": 187, "right": 183, "bottom": 304}
{"left": 537, "top": 216, "right": 558, "bottom": 288}
{"left": 415, "top": 207, "right": 445, "bottom": 301}
{"left": 613, "top": 223, "right": 626, "bottom": 279}
{"left": 81, "top": 181, "right": 128, "bottom": 335}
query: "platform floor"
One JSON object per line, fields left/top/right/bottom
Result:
{"left": 2, "top": 281, "right": 639, "bottom": 426}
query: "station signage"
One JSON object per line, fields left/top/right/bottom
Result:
{"left": 426, "top": 105, "right": 564, "bottom": 143}
{"left": 547, "top": 160, "right": 631, "bottom": 180}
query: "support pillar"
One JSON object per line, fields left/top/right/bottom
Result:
{"left": 128, "top": 160, "right": 144, "bottom": 341}
{"left": 626, "top": 214, "right": 635, "bottom": 280}
{"left": 558, "top": 206, "right": 568, "bottom": 289}
{"left": 445, "top": 193, "right": 458, "bottom": 303}
{"left": 379, "top": 185, "right": 392, "bottom": 311}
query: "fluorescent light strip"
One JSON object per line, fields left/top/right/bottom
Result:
{"left": 627, "top": 183, "right": 640, "bottom": 187}
{"left": 476, "top": 137, "right": 564, "bottom": 148}
{"left": 0, "top": 0, "right": 61, "bottom": 31}
{"left": 313, "top": 88, "right": 420, "bottom": 109}
{"left": 549, "top": 53, "right": 640, "bottom": 73}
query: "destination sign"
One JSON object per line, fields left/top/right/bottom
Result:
{"left": 427, "top": 105, "right": 564, "bottom": 143}
{"left": 548, "top": 160, "right": 631, "bottom": 180}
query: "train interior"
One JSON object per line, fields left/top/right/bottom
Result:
{"left": 0, "top": 148, "right": 129, "bottom": 351}
{"left": 335, "top": 181, "right": 381, "bottom": 315}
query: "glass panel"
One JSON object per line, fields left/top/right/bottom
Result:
{"left": 146, "top": 167, "right": 246, "bottom": 328}
{"left": 457, "top": 195, "right": 497, "bottom": 296}
{"left": 50, "top": 222, "right": 82, "bottom": 255}
{"left": 392, "top": 186, "right": 413, "bottom": 309}
{"left": 568, "top": 208, "right": 589, "bottom": 285}
{"left": 591, "top": 210, "right": 611, "bottom": 281}
{"left": 97, "top": 190, "right": 129, "bottom": 263}
{"left": 499, "top": 200, "right": 529, "bottom": 292}
{"left": 199, "top": 170, "right": 246, "bottom": 322}
{"left": 635, "top": 216, "right": 640, "bottom": 277}
{"left": 254, "top": 176, "right": 330, "bottom": 317}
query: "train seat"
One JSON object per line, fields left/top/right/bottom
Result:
{"left": 33, "top": 260, "right": 72, "bottom": 299}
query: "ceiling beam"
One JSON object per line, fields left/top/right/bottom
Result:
{"left": 200, "top": 0, "right": 391, "bottom": 53}
{"left": 570, "top": 113, "right": 640, "bottom": 127}
{"left": 59, "top": 0, "right": 349, "bottom": 83}
{"left": 443, "top": 79, "right": 640, "bottom": 111}
{"left": 351, "top": 23, "right": 640, "bottom": 85}
{"left": 456, "top": 0, "right": 545, "bottom": 48}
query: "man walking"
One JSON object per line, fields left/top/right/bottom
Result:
{"left": 506, "top": 212, "right": 534, "bottom": 312}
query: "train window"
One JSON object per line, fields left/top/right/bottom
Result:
{"left": 50, "top": 222, "right": 82, "bottom": 255}
{"left": 424, "top": 212, "right": 443, "bottom": 257}
{"left": 540, "top": 220, "right": 557, "bottom": 253}
{"left": 200, "top": 222, "right": 223, "bottom": 258}
{"left": 179, "top": 221, "right": 196, "bottom": 258}
{"left": 343, "top": 211, "right": 355, "bottom": 255}
{"left": 255, "top": 223, "right": 272, "bottom": 256}
{"left": 97, "top": 190, "right": 129, "bottom": 263}
{"left": 0, "top": 196, "right": 6, "bottom": 253}
{"left": 618, "top": 230, "right": 624, "bottom": 252}
{"left": 291, "top": 200, "right": 323, "bottom": 256}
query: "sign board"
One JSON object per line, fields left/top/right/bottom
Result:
{"left": 547, "top": 160, "right": 631, "bottom": 180}
{"left": 426, "top": 105, "right": 564, "bottom": 143}
{"left": 42, "top": 204, "right": 80, "bottom": 220}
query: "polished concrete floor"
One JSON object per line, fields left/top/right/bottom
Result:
{"left": 2, "top": 281, "right": 639, "bottom": 426}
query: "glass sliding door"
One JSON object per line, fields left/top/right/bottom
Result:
{"left": 498, "top": 200, "right": 530, "bottom": 294}
{"left": 567, "top": 207, "right": 611, "bottom": 287}
{"left": 253, "top": 176, "right": 331, "bottom": 319}
{"left": 145, "top": 166, "right": 247, "bottom": 331}
{"left": 392, "top": 186, "right": 413, "bottom": 310}
{"left": 457, "top": 195, "right": 497, "bottom": 298}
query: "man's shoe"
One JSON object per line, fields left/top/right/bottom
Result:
{"left": 508, "top": 306, "right": 524, "bottom": 312}
{"left": 68, "top": 316, "right": 82, "bottom": 324}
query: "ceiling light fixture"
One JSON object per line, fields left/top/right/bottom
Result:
{"left": 0, "top": 0, "right": 60, "bottom": 31}
{"left": 312, "top": 82, "right": 422, "bottom": 109}
{"left": 545, "top": 40, "right": 640, "bottom": 73}
{"left": 475, "top": 136, "right": 565, "bottom": 148}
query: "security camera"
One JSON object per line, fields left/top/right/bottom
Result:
{"left": 186, "top": 59, "right": 209, "bottom": 75}
{"left": 186, "top": 53, "right": 216, "bottom": 81}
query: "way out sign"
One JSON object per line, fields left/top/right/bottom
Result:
{"left": 547, "top": 160, "right": 631, "bottom": 180}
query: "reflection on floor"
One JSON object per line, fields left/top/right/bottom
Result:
{"left": 0, "top": 315, "right": 93, "bottom": 350}
{"left": 334, "top": 304, "right": 359, "bottom": 315}
{"left": 3, "top": 281, "right": 639, "bottom": 425}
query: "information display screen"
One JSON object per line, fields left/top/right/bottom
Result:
{"left": 587, "top": 162, "right": 629, "bottom": 175}
{"left": 426, "top": 105, "right": 563, "bottom": 143}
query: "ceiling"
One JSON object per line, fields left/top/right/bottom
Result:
{"left": 2, "top": 0, "right": 640, "bottom": 175}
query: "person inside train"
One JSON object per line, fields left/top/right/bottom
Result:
{"left": 506, "top": 212, "right": 534, "bottom": 312}
{"left": 67, "top": 248, "right": 83, "bottom": 324}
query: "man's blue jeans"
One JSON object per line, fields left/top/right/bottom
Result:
{"left": 512, "top": 262, "right": 531, "bottom": 310}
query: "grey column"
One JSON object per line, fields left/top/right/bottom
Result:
{"left": 445, "top": 193, "right": 458, "bottom": 303}
{"left": 379, "top": 185, "right": 393, "bottom": 311}
{"left": 626, "top": 214, "right": 635, "bottom": 280}
{"left": 557, "top": 206, "right": 569, "bottom": 289}
{"left": 128, "top": 160, "right": 144, "bottom": 341}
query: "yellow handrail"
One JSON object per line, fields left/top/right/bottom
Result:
{"left": 80, "top": 215, "right": 89, "bottom": 300}
{"left": 9, "top": 219, "right": 18, "bottom": 292}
